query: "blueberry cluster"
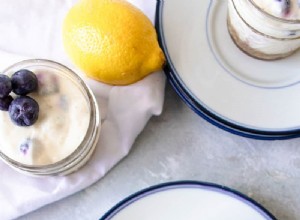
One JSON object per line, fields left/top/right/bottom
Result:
{"left": 0, "top": 69, "right": 39, "bottom": 126}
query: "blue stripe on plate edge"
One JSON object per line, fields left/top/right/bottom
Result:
{"left": 99, "top": 180, "right": 277, "bottom": 220}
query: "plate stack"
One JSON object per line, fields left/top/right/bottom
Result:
{"left": 156, "top": 0, "right": 300, "bottom": 140}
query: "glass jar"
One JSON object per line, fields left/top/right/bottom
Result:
{"left": 227, "top": 0, "right": 300, "bottom": 60}
{"left": 0, "top": 59, "right": 100, "bottom": 176}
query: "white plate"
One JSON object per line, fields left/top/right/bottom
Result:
{"left": 156, "top": 0, "right": 300, "bottom": 138}
{"left": 100, "top": 181, "right": 276, "bottom": 220}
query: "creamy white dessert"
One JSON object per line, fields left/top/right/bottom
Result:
{"left": 227, "top": 0, "right": 300, "bottom": 60}
{"left": 0, "top": 69, "right": 90, "bottom": 166}
{"left": 252, "top": 0, "right": 300, "bottom": 20}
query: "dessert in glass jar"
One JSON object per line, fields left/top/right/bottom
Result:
{"left": 227, "top": 0, "right": 300, "bottom": 60}
{"left": 0, "top": 59, "right": 100, "bottom": 176}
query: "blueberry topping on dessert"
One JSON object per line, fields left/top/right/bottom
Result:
{"left": 9, "top": 96, "right": 39, "bottom": 126}
{"left": 11, "top": 69, "right": 38, "bottom": 95}
{"left": 278, "top": 0, "right": 291, "bottom": 16}
{"left": 0, "top": 95, "right": 13, "bottom": 111}
{"left": 20, "top": 138, "right": 32, "bottom": 155}
{"left": 0, "top": 74, "right": 12, "bottom": 98}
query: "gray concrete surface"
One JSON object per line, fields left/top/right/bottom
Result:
{"left": 18, "top": 83, "right": 300, "bottom": 220}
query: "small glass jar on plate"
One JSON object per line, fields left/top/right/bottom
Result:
{"left": 227, "top": 0, "right": 300, "bottom": 60}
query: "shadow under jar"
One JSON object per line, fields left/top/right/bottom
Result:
{"left": 0, "top": 59, "right": 100, "bottom": 176}
{"left": 227, "top": 0, "right": 300, "bottom": 60}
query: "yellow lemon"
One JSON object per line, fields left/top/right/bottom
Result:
{"left": 62, "top": 0, "right": 165, "bottom": 85}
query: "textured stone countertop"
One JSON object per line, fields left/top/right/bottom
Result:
{"left": 18, "top": 83, "right": 300, "bottom": 220}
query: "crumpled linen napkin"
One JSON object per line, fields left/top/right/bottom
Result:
{"left": 0, "top": 0, "right": 165, "bottom": 219}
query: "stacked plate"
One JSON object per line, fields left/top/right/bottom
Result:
{"left": 156, "top": 0, "right": 300, "bottom": 140}
{"left": 100, "top": 181, "right": 276, "bottom": 219}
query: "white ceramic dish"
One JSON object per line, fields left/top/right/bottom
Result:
{"left": 156, "top": 0, "right": 300, "bottom": 139}
{"left": 100, "top": 181, "right": 276, "bottom": 220}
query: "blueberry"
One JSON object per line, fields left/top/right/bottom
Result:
{"left": 0, "top": 95, "right": 13, "bottom": 111}
{"left": 278, "top": 0, "right": 291, "bottom": 16}
{"left": 0, "top": 74, "right": 12, "bottom": 98}
{"left": 11, "top": 69, "right": 38, "bottom": 95}
{"left": 9, "top": 96, "right": 39, "bottom": 126}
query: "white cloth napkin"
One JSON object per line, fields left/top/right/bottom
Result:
{"left": 0, "top": 1, "right": 165, "bottom": 219}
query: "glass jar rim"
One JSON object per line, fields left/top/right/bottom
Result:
{"left": 0, "top": 59, "right": 101, "bottom": 175}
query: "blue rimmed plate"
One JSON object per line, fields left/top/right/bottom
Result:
{"left": 100, "top": 181, "right": 276, "bottom": 220}
{"left": 156, "top": 0, "right": 300, "bottom": 139}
